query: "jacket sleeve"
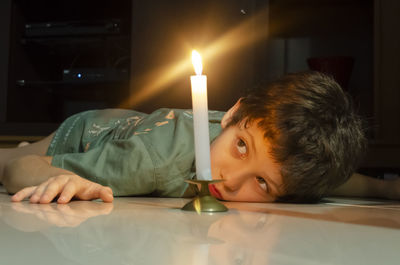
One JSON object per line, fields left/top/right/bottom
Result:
{"left": 51, "top": 136, "right": 156, "bottom": 196}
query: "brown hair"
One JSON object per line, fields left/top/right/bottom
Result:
{"left": 227, "top": 71, "right": 367, "bottom": 203}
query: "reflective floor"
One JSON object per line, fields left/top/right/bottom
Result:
{"left": 1, "top": 186, "right": 400, "bottom": 265}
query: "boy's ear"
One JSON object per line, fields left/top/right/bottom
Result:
{"left": 221, "top": 98, "right": 242, "bottom": 129}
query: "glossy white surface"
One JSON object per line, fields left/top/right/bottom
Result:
{"left": 1, "top": 186, "right": 400, "bottom": 265}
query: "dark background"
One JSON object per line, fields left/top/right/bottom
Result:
{"left": 0, "top": 0, "right": 399, "bottom": 175}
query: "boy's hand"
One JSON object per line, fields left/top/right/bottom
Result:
{"left": 11, "top": 174, "right": 113, "bottom": 204}
{"left": 332, "top": 173, "right": 400, "bottom": 201}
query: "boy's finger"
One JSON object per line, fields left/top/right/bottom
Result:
{"left": 11, "top": 187, "right": 36, "bottom": 202}
{"left": 99, "top": 187, "right": 114, "bottom": 203}
{"left": 57, "top": 181, "right": 77, "bottom": 204}
{"left": 39, "top": 179, "right": 64, "bottom": 204}
{"left": 30, "top": 183, "right": 49, "bottom": 203}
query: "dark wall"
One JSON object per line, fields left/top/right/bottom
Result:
{"left": 0, "top": 0, "right": 12, "bottom": 123}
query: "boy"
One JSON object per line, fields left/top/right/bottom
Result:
{"left": 0, "top": 72, "right": 397, "bottom": 204}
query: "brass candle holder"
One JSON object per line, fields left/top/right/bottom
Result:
{"left": 182, "top": 179, "right": 228, "bottom": 212}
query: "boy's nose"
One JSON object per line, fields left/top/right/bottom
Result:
{"left": 222, "top": 171, "right": 248, "bottom": 192}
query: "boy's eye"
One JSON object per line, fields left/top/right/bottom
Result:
{"left": 256, "top": 176, "right": 269, "bottom": 192}
{"left": 236, "top": 138, "right": 247, "bottom": 156}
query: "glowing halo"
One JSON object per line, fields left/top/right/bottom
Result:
{"left": 119, "top": 7, "right": 270, "bottom": 109}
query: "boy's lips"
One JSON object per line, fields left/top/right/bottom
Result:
{"left": 209, "top": 184, "right": 223, "bottom": 200}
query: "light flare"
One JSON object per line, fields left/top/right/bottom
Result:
{"left": 120, "top": 7, "right": 270, "bottom": 108}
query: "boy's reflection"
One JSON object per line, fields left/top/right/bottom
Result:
{"left": 2, "top": 201, "right": 276, "bottom": 264}
{"left": 4, "top": 201, "right": 113, "bottom": 229}
{"left": 2, "top": 200, "right": 400, "bottom": 265}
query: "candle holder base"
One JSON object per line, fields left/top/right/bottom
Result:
{"left": 182, "top": 180, "right": 228, "bottom": 212}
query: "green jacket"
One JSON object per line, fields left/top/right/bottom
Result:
{"left": 47, "top": 108, "right": 224, "bottom": 197}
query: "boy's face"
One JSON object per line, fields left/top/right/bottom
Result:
{"left": 210, "top": 110, "right": 283, "bottom": 202}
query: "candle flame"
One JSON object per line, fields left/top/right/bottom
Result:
{"left": 192, "top": 50, "right": 203, "bottom": 75}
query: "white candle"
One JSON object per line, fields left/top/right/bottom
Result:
{"left": 191, "top": 50, "right": 212, "bottom": 181}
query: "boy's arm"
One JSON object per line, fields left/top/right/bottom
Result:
{"left": 330, "top": 173, "right": 400, "bottom": 200}
{"left": 3, "top": 155, "right": 113, "bottom": 203}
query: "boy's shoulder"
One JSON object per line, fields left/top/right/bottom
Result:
{"left": 136, "top": 108, "right": 225, "bottom": 137}
{"left": 150, "top": 108, "right": 225, "bottom": 121}
{"left": 137, "top": 108, "right": 225, "bottom": 131}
